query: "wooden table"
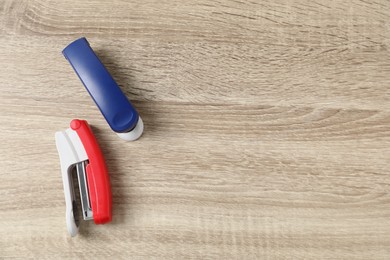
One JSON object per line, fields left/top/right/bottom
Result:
{"left": 1, "top": 1, "right": 389, "bottom": 259}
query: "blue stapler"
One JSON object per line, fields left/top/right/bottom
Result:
{"left": 63, "top": 37, "right": 143, "bottom": 141}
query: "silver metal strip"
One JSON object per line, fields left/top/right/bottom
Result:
{"left": 76, "top": 161, "right": 93, "bottom": 221}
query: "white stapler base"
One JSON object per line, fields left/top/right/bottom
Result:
{"left": 55, "top": 129, "right": 88, "bottom": 237}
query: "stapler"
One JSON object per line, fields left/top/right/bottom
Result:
{"left": 62, "top": 37, "right": 144, "bottom": 141}
{"left": 55, "top": 119, "right": 112, "bottom": 236}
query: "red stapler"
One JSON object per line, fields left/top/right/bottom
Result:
{"left": 55, "top": 119, "right": 112, "bottom": 236}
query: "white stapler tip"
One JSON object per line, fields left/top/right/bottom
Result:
{"left": 116, "top": 116, "right": 144, "bottom": 141}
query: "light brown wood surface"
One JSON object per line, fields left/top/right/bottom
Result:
{"left": 1, "top": 0, "right": 390, "bottom": 259}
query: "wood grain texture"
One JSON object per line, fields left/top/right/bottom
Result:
{"left": 0, "top": 0, "right": 389, "bottom": 259}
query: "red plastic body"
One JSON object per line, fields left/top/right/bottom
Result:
{"left": 70, "top": 119, "right": 112, "bottom": 224}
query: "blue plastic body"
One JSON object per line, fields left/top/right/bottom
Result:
{"left": 63, "top": 37, "right": 139, "bottom": 133}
